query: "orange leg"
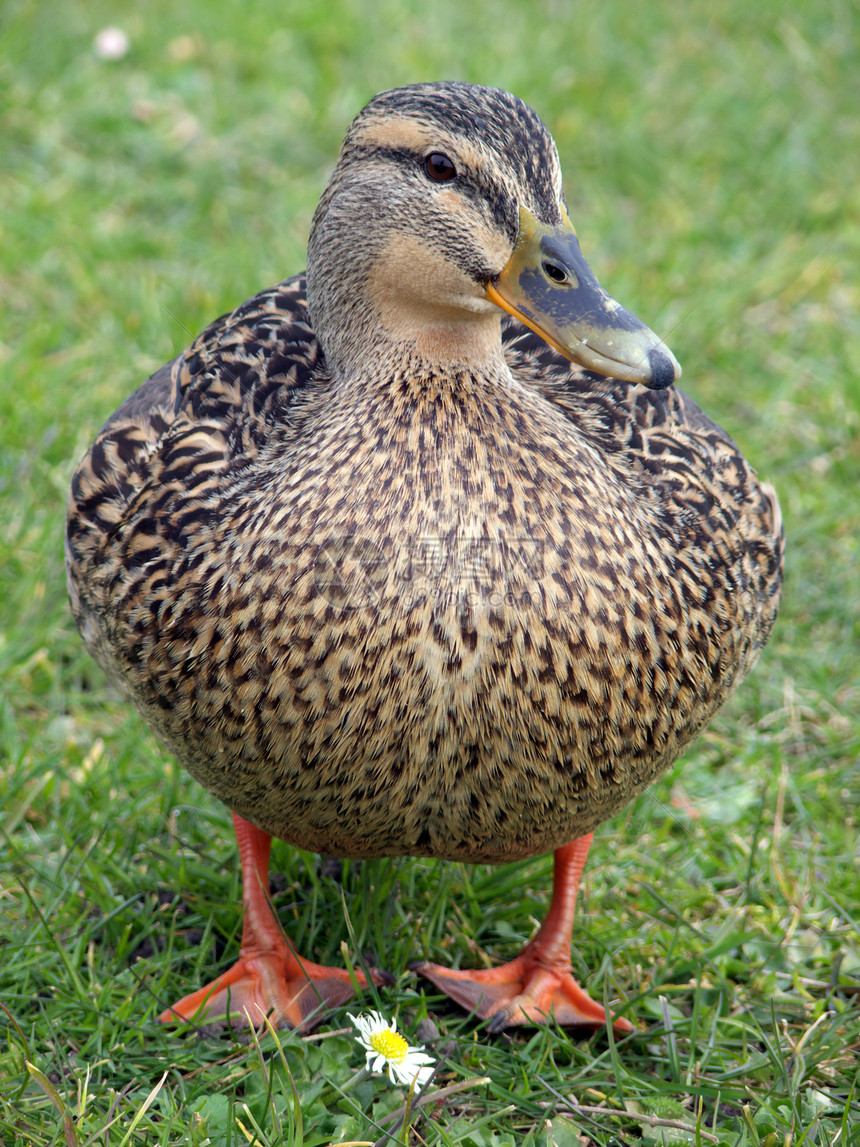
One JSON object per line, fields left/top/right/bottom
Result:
{"left": 159, "top": 813, "right": 389, "bottom": 1030}
{"left": 415, "top": 834, "right": 634, "bottom": 1034}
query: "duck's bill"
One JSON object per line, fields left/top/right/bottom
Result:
{"left": 486, "top": 206, "right": 681, "bottom": 389}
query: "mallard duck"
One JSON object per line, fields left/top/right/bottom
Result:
{"left": 66, "top": 82, "right": 783, "bottom": 1034}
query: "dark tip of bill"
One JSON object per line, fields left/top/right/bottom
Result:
{"left": 647, "top": 346, "right": 679, "bottom": 390}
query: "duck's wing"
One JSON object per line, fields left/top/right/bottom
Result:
{"left": 501, "top": 310, "right": 764, "bottom": 484}
{"left": 66, "top": 273, "right": 320, "bottom": 662}
{"left": 501, "top": 312, "right": 784, "bottom": 662}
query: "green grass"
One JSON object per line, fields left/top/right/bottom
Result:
{"left": 2, "top": 0, "right": 858, "bottom": 1142}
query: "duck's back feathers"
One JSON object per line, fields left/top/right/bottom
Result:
{"left": 67, "top": 277, "right": 317, "bottom": 638}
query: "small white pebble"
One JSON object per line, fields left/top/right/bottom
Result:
{"left": 94, "top": 26, "right": 130, "bottom": 61}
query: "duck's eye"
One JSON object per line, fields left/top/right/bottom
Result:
{"left": 424, "top": 153, "right": 457, "bottom": 182}
{"left": 541, "top": 260, "right": 569, "bottom": 285}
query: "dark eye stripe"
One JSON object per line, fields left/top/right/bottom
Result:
{"left": 348, "top": 144, "right": 519, "bottom": 245}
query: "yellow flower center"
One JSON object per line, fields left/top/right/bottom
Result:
{"left": 369, "top": 1028, "right": 409, "bottom": 1062}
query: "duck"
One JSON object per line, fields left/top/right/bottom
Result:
{"left": 66, "top": 81, "right": 784, "bottom": 1035}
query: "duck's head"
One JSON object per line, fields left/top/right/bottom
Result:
{"left": 307, "top": 82, "right": 680, "bottom": 387}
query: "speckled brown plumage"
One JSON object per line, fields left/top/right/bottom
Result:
{"left": 66, "top": 82, "right": 783, "bottom": 1029}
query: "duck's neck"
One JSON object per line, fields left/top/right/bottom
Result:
{"left": 306, "top": 205, "right": 509, "bottom": 380}
{"left": 309, "top": 272, "right": 509, "bottom": 382}
{"left": 337, "top": 327, "right": 511, "bottom": 391}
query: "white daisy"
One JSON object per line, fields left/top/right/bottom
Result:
{"left": 348, "top": 1010, "right": 435, "bottom": 1088}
